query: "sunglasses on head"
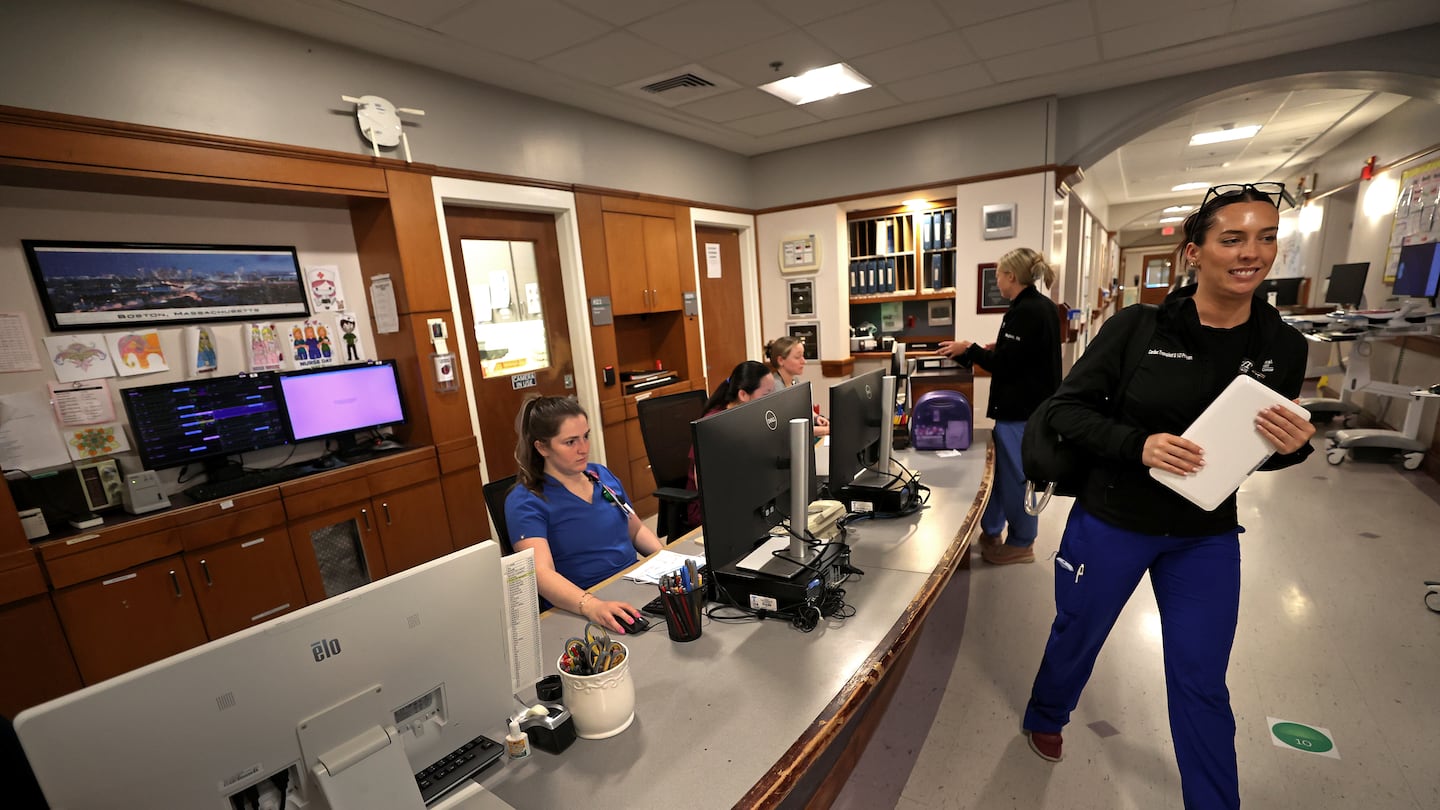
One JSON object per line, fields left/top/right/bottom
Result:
{"left": 1200, "top": 182, "right": 1290, "bottom": 210}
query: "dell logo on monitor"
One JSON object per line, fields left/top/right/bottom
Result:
{"left": 765, "top": 410, "right": 778, "bottom": 430}
{"left": 310, "top": 638, "right": 342, "bottom": 662}
{"left": 864, "top": 385, "right": 873, "bottom": 398}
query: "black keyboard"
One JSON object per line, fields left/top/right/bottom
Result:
{"left": 414, "top": 734, "right": 503, "bottom": 805}
{"left": 185, "top": 466, "right": 309, "bottom": 502}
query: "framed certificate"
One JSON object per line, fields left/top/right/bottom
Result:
{"left": 788, "top": 280, "right": 815, "bottom": 317}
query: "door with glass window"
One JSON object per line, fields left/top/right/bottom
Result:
{"left": 1140, "top": 253, "right": 1175, "bottom": 305}
{"left": 443, "top": 207, "right": 576, "bottom": 482}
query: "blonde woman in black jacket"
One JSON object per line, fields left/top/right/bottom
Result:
{"left": 938, "top": 246, "right": 1062, "bottom": 565}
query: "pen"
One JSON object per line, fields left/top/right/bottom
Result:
{"left": 680, "top": 565, "right": 691, "bottom": 592}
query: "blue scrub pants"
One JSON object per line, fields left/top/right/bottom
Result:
{"left": 1023, "top": 505, "right": 1242, "bottom": 810}
{"left": 983, "top": 420, "right": 1037, "bottom": 546}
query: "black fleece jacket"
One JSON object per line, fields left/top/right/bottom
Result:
{"left": 962, "top": 284, "right": 1062, "bottom": 421}
{"left": 1048, "top": 286, "right": 1312, "bottom": 536}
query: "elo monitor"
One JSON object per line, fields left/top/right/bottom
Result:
{"left": 691, "top": 382, "right": 817, "bottom": 572}
{"left": 279, "top": 361, "right": 406, "bottom": 453}
{"left": 827, "top": 369, "right": 888, "bottom": 489}
{"left": 15, "top": 542, "right": 513, "bottom": 810}
{"left": 1392, "top": 242, "right": 1440, "bottom": 302}
{"left": 1323, "top": 262, "right": 1369, "bottom": 309}
{"left": 120, "top": 371, "right": 290, "bottom": 472}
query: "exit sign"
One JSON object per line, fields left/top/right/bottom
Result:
{"left": 1161, "top": 226, "right": 1176, "bottom": 236}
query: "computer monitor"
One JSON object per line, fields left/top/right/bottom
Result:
{"left": 1323, "top": 262, "right": 1370, "bottom": 309}
{"left": 1256, "top": 276, "right": 1303, "bottom": 307}
{"left": 691, "top": 381, "right": 817, "bottom": 571}
{"left": 827, "top": 369, "right": 888, "bottom": 489}
{"left": 15, "top": 541, "right": 513, "bottom": 810}
{"left": 279, "top": 361, "right": 407, "bottom": 455}
{"left": 890, "top": 337, "right": 907, "bottom": 379}
{"left": 1392, "top": 242, "right": 1440, "bottom": 302}
{"left": 120, "top": 371, "right": 290, "bottom": 473}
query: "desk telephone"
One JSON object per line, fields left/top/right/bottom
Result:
{"left": 769, "top": 499, "right": 846, "bottom": 542}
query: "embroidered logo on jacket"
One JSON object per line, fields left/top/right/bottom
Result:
{"left": 1239, "top": 358, "right": 1273, "bottom": 380}
{"left": 1147, "top": 348, "right": 1194, "bottom": 360}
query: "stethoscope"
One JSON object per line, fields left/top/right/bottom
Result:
{"left": 584, "top": 470, "right": 635, "bottom": 519}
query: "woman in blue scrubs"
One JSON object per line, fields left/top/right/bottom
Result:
{"left": 505, "top": 395, "right": 664, "bottom": 634}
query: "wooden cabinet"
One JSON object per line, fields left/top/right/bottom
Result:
{"left": 286, "top": 500, "right": 389, "bottom": 604}
{"left": 53, "top": 555, "right": 209, "bottom": 685}
{"left": 604, "top": 211, "right": 683, "bottom": 314}
{"left": 847, "top": 202, "right": 957, "bottom": 303}
{"left": 184, "top": 527, "right": 305, "bottom": 639}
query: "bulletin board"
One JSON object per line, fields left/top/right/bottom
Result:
{"left": 1383, "top": 157, "right": 1440, "bottom": 282}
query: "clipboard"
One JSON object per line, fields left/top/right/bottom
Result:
{"left": 1150, "top": 375, "right": 1310, "bottom": 511}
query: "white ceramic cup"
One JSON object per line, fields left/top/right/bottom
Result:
{"left": 557, "top": 641, "right": 635, "bottom": 739}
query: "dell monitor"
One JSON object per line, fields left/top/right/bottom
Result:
{"left": 1392, "top": 242, "right": 1440, "bottom": 303}
{"left": 120, "top": 371, "right": 290, "bottom": 475}
{"left": 691, "top": 381, "right": 817, "bottom": 573}
{"left": 15, "top": 542, "right": 513, "bottom": 810}
{"left": 1256, "top": 276, "right": 1303, "bottom": 307}
{"left": 827, "top": 369, "right": 888, "bottom": 489}
{"left": 279, "top": 360, "right": 407, "bottom": 457}
{"left": 1323, "top": 262, "right": 1370, "bottom": 309}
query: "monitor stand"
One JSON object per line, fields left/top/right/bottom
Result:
{"left": 200, "top": 456, "right": 244, "bottom": 484}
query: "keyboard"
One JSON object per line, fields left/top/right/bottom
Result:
{"left": 414, "top": 734, "right": 503, "bottom": 805}
{"left": 185, "top": 465, "right": 309, "bottom": 502}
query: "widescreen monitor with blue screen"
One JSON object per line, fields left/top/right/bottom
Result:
{"left": 121, "top": 372, "right": 289, "bottom": 471}
{"left": 1392, "top": 242, "right": 1440, "bottom": 301}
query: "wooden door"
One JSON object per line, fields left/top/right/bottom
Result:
{"left": 185, "top": 527, "right": 306, "bottom": 638}
{"left": 372, "top": 479, "right": 453, "bottom": 573}
{"left": 643, "top": 215, "right": 683, "bottom": 310}
{"left": 1140, "top": 252, "right": 1175, "bottom": 305}
{"left": 53, "top": 557, "right": 209, "bottom": 684}
{"left": 287, "top": 503, "right": 388, "bottom": 603}
{"left": 444, "top": 207, "right": 576, "bottom": 482}
{"left": 695, "top": 226, "right": 746, "bottom": 391}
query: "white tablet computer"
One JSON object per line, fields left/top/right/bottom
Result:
{"left": 1150, "top": 374, "right": 1310, "bottom": 511}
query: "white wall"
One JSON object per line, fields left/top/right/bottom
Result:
{"left": 0, "top": 186, "right": 375, "bottom": 489}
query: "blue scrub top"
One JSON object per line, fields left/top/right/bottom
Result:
{"left": 504, "top": 463, "right": 636, "bottom": 590}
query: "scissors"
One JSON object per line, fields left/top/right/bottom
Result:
{"left": 563, "top": 623, "right": 613, "bottom": 674}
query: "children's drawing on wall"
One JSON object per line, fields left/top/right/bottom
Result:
{"left": 336, "top": 312, "right": 365, "bottom": 362}
{"left": 63, "top": 423, "right": 130, "bottom": 461}
{"left": 105, "top": 330, "right": 169, "bottom": 377}
{"left": 248, "top": 323, "right": 283, "bottom": 372}
{"left": 306, "top": 265, "right": 345, "bottom": 312}
{"left": 289, "top": 319, "right": 332, "bottom": 370}
{"left": 42, "top": 334, "right": 115, "bottom": 382}
{"left": 184, "top": 326, "right": 219, "bottom": 378}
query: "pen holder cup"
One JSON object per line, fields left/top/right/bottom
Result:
{"left": 557, "top": 642, "right": 635, "bottom": 739}
{"left": 660, "top": 588, "right": 704, "bottom": 643}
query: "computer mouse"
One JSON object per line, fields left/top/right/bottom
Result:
{"left": 621, "top": 613, "right": 651, "bottom": 634}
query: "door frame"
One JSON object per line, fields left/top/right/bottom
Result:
{"left": 431, "top": 178, "right": 603, "bottom": 484}
{"left": 688, "top": 208, "right": 762, "bottom": 380}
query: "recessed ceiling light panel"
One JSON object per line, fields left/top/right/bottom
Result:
{"left": 1189, "top": 125, "right": 1262, "bottom": 146}
{"left": 760, "top": 63, "right": 871, "bottom": 105}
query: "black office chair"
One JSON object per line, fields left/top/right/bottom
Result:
{"left": 482, "top": 474, "right": 519, "bottom": 554}
{"left": 636, "top": 389, "right": 708, "bottom": 541}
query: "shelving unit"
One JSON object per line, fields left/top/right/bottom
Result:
{"left": 846, "top": 202, "right": 957, "bottom": 300}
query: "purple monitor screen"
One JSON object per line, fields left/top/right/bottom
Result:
{"left": 279, "top": 362, "right": 406, "bottom": 441}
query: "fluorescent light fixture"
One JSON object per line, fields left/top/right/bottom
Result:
{"left": 1298, "top": 203, "right": 1324, "bottom": 235}
{"left": 1159, "top": 216, "right": 1185, "bottom": 224}
{"left": 1163, "top": 205, "right": 1194, "bottom": 213}
{"left": 1363, "top": 173, "right": 1398, "bottom": 219}
{"left": 1189, "top": 125, "right": 1261, "bottom": 146}
{"left": 759, "top": 63, "right": 871, "bottom": 105}
{"left": 903, "top": 199, "right": 933, "bottom": 211}
{"left": 1172, "top": 182, "right": 1211, "bottom": 192}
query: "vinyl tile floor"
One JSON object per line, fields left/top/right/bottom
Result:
{"left": 831, "top": 441, "right": 1440, "bottom": 810}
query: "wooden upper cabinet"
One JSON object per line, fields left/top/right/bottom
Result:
{"left": 604, "top": 211, "right": 684, "bottom": 315}
{"left": 642, "top": 215, "right": 683, "bottom": 310}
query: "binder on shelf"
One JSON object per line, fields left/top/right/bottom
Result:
{"left": 930, "top": 253, "right": 943, "bottom": 290}
{"left": 887, "top": 258, "right": 897, "bottom": 293}
{"left": 849, "top": 261, "right": 859, "bottom": 295}
{"left": 932, "top": 212, "right": 943, "bottom": 249}
{"left": 943, "top": 210, "right": 955, "bottom": 248}
{"left": 921, "top": 213, "right": 933, "bottom": 251}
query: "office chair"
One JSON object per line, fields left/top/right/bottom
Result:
{"left": 482, "top": 474, "right": 518, "bottom": 554}
{"left": 636, "top": 389, "right": 707, "bottom": 541}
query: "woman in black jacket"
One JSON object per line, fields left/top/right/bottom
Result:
{"left": 938, "top": 246, "right": 1062, "bottom": 565}
{"left": 1018, "top": 183, "right": 1316, "bottom": 810}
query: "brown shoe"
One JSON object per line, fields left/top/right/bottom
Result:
{"left": 982, "top": 542, "right": 1035, "bottom": 565}
{"left": 1024, "top": 729, "right": 1063, "bottom": 761}
{"left": 974, "top": 530, "right": 1002, "bottom": 553}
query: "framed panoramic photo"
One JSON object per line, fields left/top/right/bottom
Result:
{"left": 23, "top": 240, "right": 311, "bottom": 331}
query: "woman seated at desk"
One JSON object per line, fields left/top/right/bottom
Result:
{"left": 505, "top": 395, "right": 664, "bottom": 633}
{"left": 765, "top": 335, "right": 830, "bottom": 436}
{"left": 685, "top": 360, "right": 776, "bottom": 530}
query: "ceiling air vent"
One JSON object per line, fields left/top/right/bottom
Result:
{"left": 619, "top": 64, "right": 738, "bottom": 108}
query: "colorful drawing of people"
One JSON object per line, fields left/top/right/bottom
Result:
{"left": 196, "top": 329, "right": 218, "bottom": 372}
{"left": 303, "top": 324, "right": 322, "bottom": 359}
{"left": 340, "top": 316, "right": 360, "bottom": 361}
{"left": 292, "top": 326, "right": 309, "bottom": 361}
{"left": 311, "top": 276, "right": 338, "bottom": 310}
{"left": 317, "top": 325, "right": 333, "bottom": 359}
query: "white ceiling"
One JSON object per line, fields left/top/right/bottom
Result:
{"left": 180, "top": 0, "right": 1437, "bottom": 230}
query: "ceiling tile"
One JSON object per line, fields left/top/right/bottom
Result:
{"left": 345, "top": 0, "right": 472, "bottom": 28}
{"left": 675, "top": 88, "right": 794, "bottom": 122}
{"left": 804, "top": 86, "right": 902, "bottom": 119}
{"left": 437, "top": 0, "right": 611, "bottom": 60}
{"left": 934, "top": 0, "right": 1068, "bottom": 29}
{"left": 628, "top": 0, "right": 794, "bottom": 59}
{"left": 539, "top": 30, "right": 688, "bottom": 86}
{"left": 1231, "top": 0, "right": 1364, "bottom": 31}
{"left": 764, "top": 0, "right": 878, "bottom": 27}
{"left": 561, "top": 0, "right": 692, "bottom": 27}
{"left": 703, "top": 29, "right": 840, "bottom": 87}
{"left": 725, "top": 106, "right": 824, "bottom": 136}
{"left": 887, "top": 62, "right": 992, "bottom": 102}
{"left": 1101, "top": 8, "right": 1233, "bottom": 60}
{"left": 984, "top": 37, "right": 1098, "bottom": 83}
{"left": 807, "top": 0, "right": 957, "bottom": 58}
{"left": 961, "top": 0, "right": 1094, "bottom": 61}
{"left": 849, "top": 31, "right": 977, "bottom": 84}
{"left": 1093, "top": 0, "right": 1231, "bottom": 32}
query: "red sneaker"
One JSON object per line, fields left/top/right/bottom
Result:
{"left": 1024, "top": 729, "right": 1063, "bottom": 762}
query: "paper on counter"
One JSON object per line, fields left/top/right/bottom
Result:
{"left": 624, "top": 549, "right": 706, "bottom": 585}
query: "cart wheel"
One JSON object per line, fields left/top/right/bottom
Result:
{"left": 1402, "top": 452, "right": 1423, "bottom": 471}
{"left": 1326, "top": 448, "right": 1347, "bottom": 466}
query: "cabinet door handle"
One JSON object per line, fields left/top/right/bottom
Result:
{"left": 169, "top": 570, "right": 182, "bottom": 598}
{"left": 382, "top": 502, "right": 392, "bottom": 526}
{"left": 361, "top": 507, "right": 372, "bottom": 532}
{"left": 200, "top": 559, "right": 213, "bottom": 587}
